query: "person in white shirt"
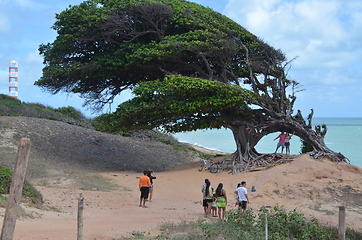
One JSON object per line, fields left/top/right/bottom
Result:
{"left": 234, "top": 181, "right": 249, "bottom": 212}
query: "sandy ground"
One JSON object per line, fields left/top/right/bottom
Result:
{"left": 1, "top": 154, "right": 362, "bottom": 239}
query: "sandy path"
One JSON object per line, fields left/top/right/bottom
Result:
{"left": 2, "top": 154, "right": 362, "bottom": 239}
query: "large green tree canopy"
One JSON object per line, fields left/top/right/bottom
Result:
{"left": 37, "top": 0, "right": 347, "bottom": 167}
{"left": 97, "top": 75, "right": 257, "bottom": 133}
{"left": 36, "top": 0, "right": 285, "bottom": 109}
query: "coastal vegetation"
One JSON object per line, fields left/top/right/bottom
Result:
{"left": 0, "top": 97, "right": 361, "bottom": 237}
{"left": 0, "top": 95, "right": 208, "bottom": 175}
{"left": 120, "top": 206, "right": 362, "bottom": 239}
{"left": 0, "top": 94, "right": 187, "bottom": 155}
{"left": 0, "top": 95, "right": 197, "bottom": 207}
{"left": 36, "top": 0, "right": 347, "bottom": 172}
{"left": 0, "top": 94, "right": 93, "bottom": 129}
{"left": 0, "top": 165, "right": 43, "bottom": 206}
{"left": 0, "top": 94, "right": 86, "bottom": 206}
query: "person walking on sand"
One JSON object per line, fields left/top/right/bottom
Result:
{"left": 201, "top": 179, "right": 209, "bottom": 215}
{"left": 147, "top": 169, "right": 156, "bottom": 202}
{"left": 235, "top": 181, "right": 249, "bottom": 213}
{"left": 284, "top": 132, "right": 294, "bottom": 155}
{"left": 203, "top": 180, "right": 213, "bottom": 217}
{"left": 215, "top": 183, "right": 227, "bottom": 220}
{"left": 211, "top": 194, "right": 218, "bottom": 217}
{"left": 139, "top": 170, "right": 151, "bottom": 208}
{"left": 234, "top": 183, "right": 241, "bottom": 208}
{"left": 274, "top": 132, "right": 287, "bottom": 153}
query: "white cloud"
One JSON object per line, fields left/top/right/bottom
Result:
{"left": 25, "top": 49, "right": 43, "bottom": 63}
{"left": 306, "top": 40, "right": 322, "bottom": 52}
{"left": 322, "top": 70, "right": 355, "bottom": 85}
{"left": 14, "top": 0, "right": 47, "bottom": 10}
{"left": 0, "top": 69, "right": 8, "bottom": 96}
{"left": 246, "top": 8, "right": 271, "bottom": 32}
{"left": 222, "top": 0, "right": 362, "bottom": 117}
{"left": 321, "top": 87, "right": 347, "bottom": 103}
{"left": 224, "top": 0, "right": 362, "bottom": 69}
{"left": 15, "top": 0, "right": 34, "bottom": 7}
{"left": 0, "top": 14, "right": 9, "bottom": 32}
{"left": 1, "top": 0, "right": 361, "bottom": 117}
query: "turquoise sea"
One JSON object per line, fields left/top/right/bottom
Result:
{"left": 173, "top": 118, "right": 362, "bottom": 168}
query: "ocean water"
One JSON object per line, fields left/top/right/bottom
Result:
{"left": 173, "top": 118, "right": 362, "bottom": 168}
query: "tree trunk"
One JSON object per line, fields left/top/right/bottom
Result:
{"left": 228, "top": 125, "right": 262, "bottom": 172}
{"left": 227, "top": 116, "right": 347, "bottom": 173}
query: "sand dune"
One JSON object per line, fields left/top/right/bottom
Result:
{"left": 2, "top": 154, "right": 362, "bottom": 239}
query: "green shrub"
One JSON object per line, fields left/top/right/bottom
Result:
{"left": 0, "top": 94, "right": 92, "bottom": 129}
{"left": 0, "top": 165, "right": 43, "bottom": 204}
{"left": 92, "top": 113, "right": 117, "bottom": 132}
{"left": 119, "top": 206, "right": 362, "bottom": 240}
{"left": 300, "top": 139, "right": 313, "bottom": 154}
{"left": 0, "top": 165, "right": 12, "bottom": 194}
{"left": 54, "top": 106, "right": 84, "bottom": 120}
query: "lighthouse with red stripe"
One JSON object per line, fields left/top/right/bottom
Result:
{"left": 9, "top": 60, "right": 18, "bottom": 99}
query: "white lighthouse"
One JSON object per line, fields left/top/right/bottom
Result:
{"left": 9, "top": 60, "right": 18, "bottom": 99}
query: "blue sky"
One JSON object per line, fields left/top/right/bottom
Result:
{"left": 1, "top": 0, "right": 361, "bottom": 118}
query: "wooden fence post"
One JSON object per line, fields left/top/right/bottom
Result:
{"left": 338, "top": 206, "right": 345, "bottom": 240}
{"left": 77, "top": 193, "right": 84, "bottom": 240}
{"left": 265, "top": 206, "right": 271, "bottom": 240}
{"left": 0, "top": 138, "right": 31, "bottom": 240}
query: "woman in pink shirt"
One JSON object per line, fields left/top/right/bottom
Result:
{"left": 274, "top": 132, "right": 287, "bottom": 153}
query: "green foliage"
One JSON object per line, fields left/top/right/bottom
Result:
{"left": 37, "top": 0, "right": 323, "bottom": 158}
{"left": 0, "top": 165, "right": 43, "bottom": 204}
{"left": 0, "top": 94, "right": 22, "bottom": 116}
{"left": 53, "top": 106, "right": 84, "bottom": 120}
{"left": 36, "top": 0, "right": 283, "bottom": 110}
{"left": 97, "top": 75, "right": 256, "bottom": 133}
{"left": 121, "top": 206, "right": 362, "bottom": 239}
{"left": 0, "top": 165, "right": 12, "bottom": 194}
{"left": 92, "top": 113, "right": 119, "bottom": 132}
{"left": 0, "top": 94, "right": 92, "bottom": 129}
{"left": 0, "top": 194, "right": 7, "bottom": 201}
{"left": 300, "top": 139, "right": 313, "bottom": 154}
{"left": 23, "top": 182, "right": 43, "bottom": 205}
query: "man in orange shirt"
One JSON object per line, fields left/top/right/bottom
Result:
{"left": 139, "top": 170, "right": 151, "bottom": 208}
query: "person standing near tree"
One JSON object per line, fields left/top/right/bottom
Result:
{"left": 211, "top": 194, "right": 218, "bottom": 217}
{"left": 284, "top": 132, "right": 294, "bottom": 155}
{"left": 215, "top": 183, "right": 227, "bottom": 220}
{"left": 201, "top": 179, "right": 209, "bottom": 215}
{"left": 274, "top": 132, "right": 287, "bottom": 153}
{"left": 234, "top": 181, "right": 249, "bottom": 213}
{"left": 147, "top": 169, "right": 156, "bottom": 202}
{"left": 203, "top": 180, "right": 213, "bottom": 217}
{"left": 139, "top": 170, "right": 151, "bottom": 208}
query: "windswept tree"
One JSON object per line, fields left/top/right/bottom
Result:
{"left": 36, "top": 0, "right": 347, "bottom": 170}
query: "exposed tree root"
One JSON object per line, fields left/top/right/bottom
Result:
{"left": 216, "top": 151, "right": 350, "bottom": 175}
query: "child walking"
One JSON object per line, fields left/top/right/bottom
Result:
{"left": 211, "top": 194, "right": 218, "bottom": 217}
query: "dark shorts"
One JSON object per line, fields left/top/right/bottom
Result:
{"left": 203, "top": 199, "right": 208, "bottom": 207}
{"left": 140, "top": 187, "right": 149, "bottom": 199}
{"left": 285, "top": 142, "right": 290, "bottom": 147}
{"left": 277, "top": 142, "right": 285, "bottom": 147}
{"left": 239, "top": 200, "right": 247, "bottom": 210}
